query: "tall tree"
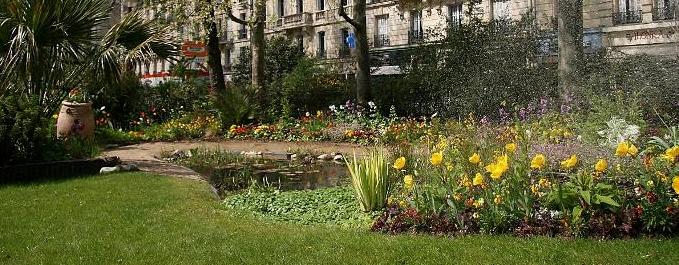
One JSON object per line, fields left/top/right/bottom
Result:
{"left": 224, "top": 0, "right": 266, "bottom": 107}
{"left": 141, "top": 0, "right": 228, "bottom": 98}
{"left": 556, "top": 0, "right": 583, "bottom": 100}
{"left": 338, "top": 1, "right": 371, "bottom": 105}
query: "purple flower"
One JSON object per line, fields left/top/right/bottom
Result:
{"left": 519, "top": 108, "right": 527, "bottom": 121}
{"left": 499, "top": 108, "right": 510, "bottom": 124}
{"left": 539, "top": 97, "right": 548, "bottom": 115}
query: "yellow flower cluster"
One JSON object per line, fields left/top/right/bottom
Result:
{"left": 560, "top": 155, "right": 578, "bottom": 170}
{"left": 468, "top": 153, "right": 481, "bottom": 164}
{"left": 393, "top": 157, "right": 406, "bottom": 170}
{"left": 663, "top": 146, "right": 679, "bottom": 163}
{"left": 673, "top": 176, "right": 679, "bottom": 194}
{"left": 594, "top": 159, "right": 608, "bottom": 173}
{"left": 530, "top": 154, "right": 546, "bottom": 170}
{"left": 473, "top": 173, "right": 484, "bottom": 186}
{"left": 615, "top": 141, "right": 639, "bottom": 157}
{"left": 484, "top": 154, "right": 509, "bottom": 180}
{"left": 431, "top": 152, "right": 443, "bottom": 166}
{"left": 403, "top": 175, "right": 414, "bottom": 190}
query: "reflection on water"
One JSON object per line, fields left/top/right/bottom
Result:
{"left": 192, "top": 158, "right": 350, "bottom": 197}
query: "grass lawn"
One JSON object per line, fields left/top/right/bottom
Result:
{"left": 1, "top": 173, "right": 678, "bottom": 264}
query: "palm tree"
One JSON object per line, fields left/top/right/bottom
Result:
{"left": 0, "top": 0, "right": 177, "bottom": 116}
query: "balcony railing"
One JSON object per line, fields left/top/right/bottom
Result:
{"left": 238, "top": 28, "right": 247, "bottom": 39}
{"left": 612, "top": 10, "right": 642, "bottom": 25}
{"left": 282, "top": 12, "right": 313, "bottom": 28}
{"left": 408, "top": 30, "right": 424, "bottom": 44}
{"left": 652, "top": 5, "right": 678, "bottom": 21}
{"left": 373, "top": 34, "right": 390, "bottom": 48}
{"left": 315, "top": 10, "right": 326, "bottom": 20}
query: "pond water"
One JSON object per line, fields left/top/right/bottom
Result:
{"left": 190, "top": 158, "right": 350, "bottom": 197}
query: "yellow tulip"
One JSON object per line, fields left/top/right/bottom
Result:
{"left": 530, "top": 154, "right": 546, "bottom": 170}
{"left": 615, "top": 142, "right": 629, "bottom": 157}
{"left": 505, "top": 143, "right": 517, "bottom": 153}
{"left": 431, "top": 152, "right": 443, "bottom": 166}
{"left": 393, "top": 157, "right": 406, "bottom": 170}
{"left": 663, "top": 146, "right": 679, "bottom": 163}
{"left": 673, "top": 176, "right": 679, "bottom": 194}
{"left": 469, "top": 153, "right": 481, "bottom": 164}
{"left": 403, "top": 175, "right": 414, "bottom": 190}
{"left": 628, "top": 144, "right": 638, "bottom": 156}
{"left": 473, "top": 173, "right": 484, "bottom": 186}
{"left": 594, "top": 159, "right": 608, "bottom": 173}
{"left": 560, "top": 155, "right": 578, "bottom": 169}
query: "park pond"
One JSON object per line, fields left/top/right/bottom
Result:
{"left": 163, "top": 149, "right": 350, "bottom": 198}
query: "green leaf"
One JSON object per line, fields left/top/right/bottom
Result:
{"left": 595, "top": 195, "right": 620, "bottom": 208}
{"left": 572, "top": 206, "right": 583, "bottom": 222}
{"left": 580, "top": 190, "right": 591, "bottom": 205}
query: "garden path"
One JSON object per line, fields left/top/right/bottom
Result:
{"left": 101, "top": 140, "right": 366, "bottom": 180}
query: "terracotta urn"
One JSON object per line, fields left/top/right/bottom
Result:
{"left": 56, "top": 101, "right": 95, "bottom": 140}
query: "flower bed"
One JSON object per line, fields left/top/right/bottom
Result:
{"left": 377, "top": 123, "right": 679, "bottom": 238}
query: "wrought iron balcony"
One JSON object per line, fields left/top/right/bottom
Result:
{"left": 373, "top": 34, "right": 390, "bottom": 48}
{"left": 612, "top": 10, "right": 642, "bottom": 25}
{"left": 408, "top": 30, "right": 424, "bottom": 44}
{"left": 238, "top": 28, "right": 247, "bottom": 39}
{"left": 652, "top": 5, "right": 678, "bottom": 21}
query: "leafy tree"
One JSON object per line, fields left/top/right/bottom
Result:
{"left": 0, "top": 0, "right": 177, "bottom": 115}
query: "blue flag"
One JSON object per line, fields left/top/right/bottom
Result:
{"left": 346, "top": 32, "right": 356, "bottom": 49}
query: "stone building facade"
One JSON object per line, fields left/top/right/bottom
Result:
{"left": 119, "top": 0, "right": 678, "bottom": 81}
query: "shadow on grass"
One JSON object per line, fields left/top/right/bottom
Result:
{"left": 0, "top": 157, "right": 119, "bottom": 186}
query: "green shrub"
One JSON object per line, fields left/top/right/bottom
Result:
{"left": 375, "top": 16, "right": 557, "bottom": 119}
{"left": 0, "top": 96, "right": 98, "bottom": 165}
{"left": 280, "top": 58, "right": 351, "bottom": 117}
{"left": 223, "top": 186, "right": 372, "bottom": 227}
{"left": 345, "top": 149, "right": 390, "bottom": 212}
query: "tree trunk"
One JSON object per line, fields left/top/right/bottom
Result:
{"left": 206, "top": 4, "right": 226, "bottom": 99}
{"left": 251, "top": 5, "right": 266, "bottom": 107}
{"left": 557, "top": 0, "right": 583, "bottom": 101}
{"left": 353, "top": 1, "right": 370, "bottom": 106}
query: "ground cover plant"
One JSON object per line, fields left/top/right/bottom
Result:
{"left": 1, "top": 172, "right": 678, "bottom": 264}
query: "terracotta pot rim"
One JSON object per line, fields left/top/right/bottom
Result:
{"left": 61, "top": 101, "right": 92, "bottom": 107}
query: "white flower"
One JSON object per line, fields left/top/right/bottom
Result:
{"left": 329, "top": 105, "right": 336, "bottom": 112}
{"left": 305, "top": 112, "right": 310, "bottom": 117}
{"left": 99, "top": 106, "right": 106, "bottom": 110}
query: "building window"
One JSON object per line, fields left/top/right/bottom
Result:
{"left": 341, "top": 0, "right": 350, "bottom": 6}
{"left": 238, "top": 13, "right": 247, "bottom": 39}
{"left": 296, "top": 35, "right": 304, "bottom": 51}
{"left": 278, "top": 0, "right": 285, "bottom": 17}
{"left": 339, "top": 28, "right": 351, "bottom": 58}
{"left": 374, "top": 15, "right": 390, "bottom": 47}
{"left": 614, "top": 0, "right": 642, "bottom": 24}
{"left": 318, "top": 0, "right": 325, "bottom": 11}
{"left": 448, "top": 4, "right": 463, "bottom": 28}
{"left": 297, "top": 0, "right": 303, "bottom": 14}
{"left": 653, "top": 0, "right": 678, "bottom": 20}
{"left": 409, "top": 10, "right": 423, "bottom": 44}
{"left": 317, "top": 31, "right": 326, "bottom": 58}
{"left": 224, "top": 49, "right": 232, "bottom": 71}
{"left": 492, "top": 0, "right": 511, "bottom": 21}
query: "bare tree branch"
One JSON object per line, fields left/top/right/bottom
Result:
{"left": 338, "top": 6, "right": 360, "bottom": 28}
{"left": 226, "top": 8, "right": 248, "bottom": 25}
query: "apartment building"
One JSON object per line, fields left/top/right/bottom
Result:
{"left": 120, "top": 0, "right": 678, "bottom": 83}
